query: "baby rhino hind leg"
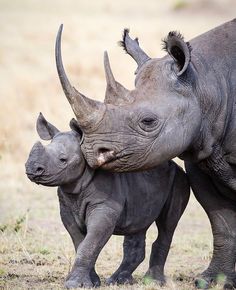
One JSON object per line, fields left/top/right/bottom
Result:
{"left": 145, "top": 165, "right": 190, "bottom": 285}
{"left": 106, "top": 231, "right": 146, "bottom": 285}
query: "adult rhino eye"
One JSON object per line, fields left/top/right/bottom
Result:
{"left": 141, "top": 117, "right": 156, "bottom": 126}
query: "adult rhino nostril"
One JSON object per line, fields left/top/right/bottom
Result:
{"left": 98, "top": 147, "right": 112, "bottom": 155}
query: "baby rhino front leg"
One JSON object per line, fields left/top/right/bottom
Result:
{"left": 65, "top": 207, "right": 119, "bottom": 289}
{"left": 58, "top": 190, "right": 100, "bottom": 287}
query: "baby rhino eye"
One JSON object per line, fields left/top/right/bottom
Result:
{"left": 141, "top": 117, "right": 156, "bottom": 126}
{"left": 59, "top": 157, "right": 67, "bottom": 164}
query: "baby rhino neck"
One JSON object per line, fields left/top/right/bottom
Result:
{"left": 60, "top": 165, "right": 95, "bottom": 195}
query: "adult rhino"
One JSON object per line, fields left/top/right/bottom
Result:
{"left": 55, "top": 19, "right": 236, "bottom": 288}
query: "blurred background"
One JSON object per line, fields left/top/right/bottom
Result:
{"left": 0, "top": 0, "right": 235, "bottom": 289}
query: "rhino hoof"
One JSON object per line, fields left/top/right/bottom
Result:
{"left": 194, "top": 277, "right": 210, "bottom": 289}
{"left": 143, "top": 270, "right": 166, "bottom": 287}
{"left": 90, "top": 271, "right": 101, "bottom": 287}
{"left": 106, "top": 272, "right": 134, "bottom": 285}
{"left": 143, "top": 275, "right": 166, "bottom": 286}
{"left": 65, "top": 277, "right": 94, "bottom": 289}
{"left": 64, "top": 280, "right": 78, "bottom": 289}
{"left": 223, "top": 282, "right": 234, "bottom": 290}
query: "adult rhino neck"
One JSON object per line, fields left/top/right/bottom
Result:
{"left": 181, "top": 51, "right": 236, "bottom": 194}
{"left": 182, "top": 51, "right": 234, "bottom": 163}
{"left": 60, "top": 165, "right": 94, "bottom": 195}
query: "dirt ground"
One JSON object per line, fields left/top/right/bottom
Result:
{"left": 0, "top": 0, "right": 236, "bottom": 289}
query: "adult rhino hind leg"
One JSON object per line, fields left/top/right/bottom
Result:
{"left": 185, "top": 162, "right": 236, "bottom": 290}
{"left": 106, "top": 231, "right": 146, "bottom": 285}
{"left": 145, "top": 164, "right": 190, "bottom": 285}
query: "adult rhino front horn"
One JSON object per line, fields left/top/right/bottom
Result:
{"left": 55, "top": 24, "right": 106, "bottom": 129}
{"left": 55, "top": 25, "right": 134, "bottom": 128}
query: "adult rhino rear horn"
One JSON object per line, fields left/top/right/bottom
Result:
{"left": 55, "top": 24, "right": 106, "bottom": 129}
{"left": 104, "top": 51, "right": 134, "bottom": 105}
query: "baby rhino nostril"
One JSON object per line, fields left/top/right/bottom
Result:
{"left": 36, "top": 166, "right": 44, "bottom": 175}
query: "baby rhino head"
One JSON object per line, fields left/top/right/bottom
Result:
{"left": 25, "top": 113, "right": 85, "bottom": 186}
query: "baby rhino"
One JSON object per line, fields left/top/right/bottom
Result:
{"left": 25, "top": 113, "right": 190, "bottom": 289}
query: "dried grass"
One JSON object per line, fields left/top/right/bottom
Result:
{"left": 0, "top": 0, "right": 235, "bottom": 288}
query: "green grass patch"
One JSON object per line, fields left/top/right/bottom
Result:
{"left": 39, "top": 248, "right": 50, "bottom": 255}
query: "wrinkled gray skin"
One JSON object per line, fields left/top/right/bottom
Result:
{"left": 55, "top": 19, "right": 236, "bottom": 288}
{"left": 25, "top": 113, "right": 189, "bottom": 289}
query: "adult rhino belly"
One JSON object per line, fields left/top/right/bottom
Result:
{"left": 212, "top": 167, "right": 236, "bottom": 201}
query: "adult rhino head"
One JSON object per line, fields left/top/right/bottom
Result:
{"left": 56, "top": 20, "right": 235, "bottom": 171}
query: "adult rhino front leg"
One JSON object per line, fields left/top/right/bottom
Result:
{"left": 107, "top": 231, "right": 146, "bottom": 285}
{"left": 58, "top": 190, "right": 100, "bottom": 287}
{"left": 145, "top": 165, "right": 190, "bottom": 285}
{"left": 185, "top": 161, "right": 236, "bottom": 290}
{"left": 65, "top": 206, "right": 119, "bottom": 289}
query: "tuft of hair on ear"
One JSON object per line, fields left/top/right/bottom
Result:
{"left": 118, "top": 28, "right": 140, "bottom": 56}
{"left": 162, "top": 31, "right": 192, "bottom": 53}
{"left": 118, "top": 28, "right": 130, "bottom": 53}
{"left": 119, "top": 28, "right": 140, "bottom": 51}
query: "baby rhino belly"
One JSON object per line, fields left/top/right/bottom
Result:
{"left": 113, "top": 188, "right": 168, "bottom": 235}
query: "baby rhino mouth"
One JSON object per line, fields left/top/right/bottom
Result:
{"left": 25, "top": 163, "right": 52, "bottom": 185}
{"left": 25, "top": 169, "right": 46, "bottom": 183}
{"left": 26, "top": 171, "right": 59, "bottom": 186}
{"left": 26, "top": 172, "right": 44, "bottom": 184}
{"left": 25, "top": 161, "right": 45, "bottom": 182}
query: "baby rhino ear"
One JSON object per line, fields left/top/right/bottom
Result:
{"left": 36, "top": 113, "right": 60, "bottom": 140}
{"left": 69, "top": 118, "right": 83, "bottom": 137}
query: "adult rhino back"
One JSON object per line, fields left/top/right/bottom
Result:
{"left": 191, "top": 19, "right": 236, "bottom": 59}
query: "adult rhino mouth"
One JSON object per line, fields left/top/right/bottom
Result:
{"left": 97, "top": 158, "right": 120, "bottom": 171}
{"left": 82, "top": 142, "right": 131, "bottom": 170}
{"left": 95, "top": 151, "right": 134, "bottom": 171}
{"left": 96, "top": 150, "right": 116, "bottom": 167}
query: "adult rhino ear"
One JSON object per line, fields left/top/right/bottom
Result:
{"left": 69, "top": 118, "right": 83, "bottom": 137}
{"left": 119, "top": 29, "right": 150, "bottom": 74}
{"left": 163, "top": 31, "right": 192, "bottom": 76}
{"left": 36, "top": 113, "right": 60, "bottom": 140}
